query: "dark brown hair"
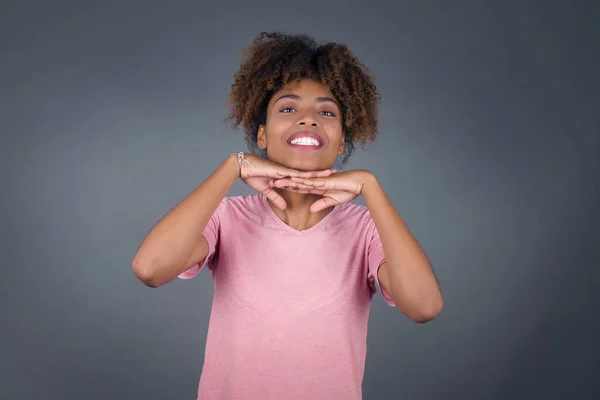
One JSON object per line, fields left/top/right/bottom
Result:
{"left": 228, "top": 32, "right": 380, "bottom": 164}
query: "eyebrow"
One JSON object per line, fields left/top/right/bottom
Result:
{"left": 273, "top": 93, "right": 340, "bottom": 108}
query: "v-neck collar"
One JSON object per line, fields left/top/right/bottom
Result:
{"left": 258, "top": 193, "right": 339, "bottom": 235}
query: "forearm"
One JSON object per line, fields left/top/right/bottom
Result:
{"left": 362, "top": 174, "right": 443, "bottom": 320}
{"left": 132, "top": 155, "right": 239, "bottom": 280}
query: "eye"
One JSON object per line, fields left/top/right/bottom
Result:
{"left": 280, "top": 107, "right": 295, "bottom": 113}
{"left": 320, "top": 110, "right": 336, "bottom": 117}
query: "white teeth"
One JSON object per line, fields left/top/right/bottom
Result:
{"left": 290, "top": 137, "right": 320, "bottom": 146}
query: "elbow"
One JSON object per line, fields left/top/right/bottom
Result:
{"left": 131, "top": 259, "right": 164, "bottom": 288}
{"left": 404, "top": 297, "right": 444, "bottom": 324}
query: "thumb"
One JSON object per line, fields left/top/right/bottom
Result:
{"left": 262, "top": 187, "right": 287, "bottom": 210}
{"left": 310, "top": 196, "right": 338, "bottom": 213}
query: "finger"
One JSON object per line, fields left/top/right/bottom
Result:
{"left": 297, "top": 170, "right": 320, "bottom": 178}
{"left": 246, "top": 169, "right": 275, "bottom": 179}
{"left": 272, "top": 179, "right": 321, "bottom": 192}
{"left": 270, "top": 168, "right": 302, "bottom": 178}
{"left": 298, "top": 169, "right": 335, "bottom": 178}
{"left": 292, "top": 183, "right": 321, "bottom": 190}
{"left": 261, "top": 187, "right": 287, "bottom": 210}
{"left": 313, "top": 169, "right": 337, "bottom": 178}
{"left": 272, "top": 180, "right": 326, "bottom": 195}
{"left": 278, "top": 183, "right": 327, "bottom": 194}
{"left": 310, "top": 197, "right": 339, "bottom": 213}
{"left": 287, "top": 187, "right": 326, "bottom": 195}
{"left": 249, "top": 165, "right": 300, "bottom": 179}
{"left": 290, "top": 177, "right": 328, "bottom": 188}
{"left": 270, "top": 178, "right": 295, "bottom": 188}
{"left": 283, "top": 187, "right": 311, "bottom": 194}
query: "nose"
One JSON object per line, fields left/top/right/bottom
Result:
{"left": 298, "top": 118, "right": 317, "bottom": 126}
{"left": 297, "top": 112, "right": 318, "bottom": 127}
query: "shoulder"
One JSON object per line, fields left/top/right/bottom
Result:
{"left": 224, "top": 193, "right": 265, "bottom": 209}
{"left": 216, "top": 193, "right": 267, "bottom": 219}
{"left": 335, "top": 201, "right": 373, "bottom": 221}
{"left": 331, "top": 202, "right": 377, "bottom": 232}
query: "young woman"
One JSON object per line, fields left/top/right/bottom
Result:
{"left": 132, "top": 32, "right": 443, "bottom": 400}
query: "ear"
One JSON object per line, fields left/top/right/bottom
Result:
{"left": 337, "top": 133, "right": 345, "bottom": 155}
{"left": 257, "top": 125, "right": 267, "bottom": 150}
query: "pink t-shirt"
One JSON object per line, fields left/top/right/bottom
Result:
{"left": 179, "top": 193, "right": 395, "bottom": 400}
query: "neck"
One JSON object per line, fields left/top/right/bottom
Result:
{"left": 267, "top": 189, "right": 333, "bottom": 231}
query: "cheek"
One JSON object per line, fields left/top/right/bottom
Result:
{"left": 266, "top": 115, "right": 297, "bottom": 137}
{"left": 265, "top": 114, "right": 290, "bottom": 130}
{"left": 325, "top": 123, "right": 344, "bottom": 143}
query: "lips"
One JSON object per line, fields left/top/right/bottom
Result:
{"left": 286, "top": 131, "right": 324, "bottom": 146}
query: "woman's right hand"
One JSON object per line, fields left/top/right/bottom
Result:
{"left": 238, "top": 153, "right": 335, "bottom": 210}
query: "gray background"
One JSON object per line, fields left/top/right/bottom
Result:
{"left": 2, "top": 0, "right": 598, "bottom": 399}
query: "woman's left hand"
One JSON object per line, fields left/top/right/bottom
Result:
{"left": 270, "top": 170, "right": 372, "bottom": 212}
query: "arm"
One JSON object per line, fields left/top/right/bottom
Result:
{"left": 362, "top": 173, "right": 443, "bottom": 323}
{"left": 132, "top": 155, "right": 240, "bottom": 287}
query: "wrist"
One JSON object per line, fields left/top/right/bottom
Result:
{"left": 361, "top": 171, "right": 380, "bottom": 196}
{"left": 224, "top": 153, "right": 242, "bottom": 179}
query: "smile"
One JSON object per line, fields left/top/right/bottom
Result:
{"left": 286, "top": 131, "right": 324, "bottom": 149}
{"left": 290, "top": 137, "right": 320, "bottom": 146}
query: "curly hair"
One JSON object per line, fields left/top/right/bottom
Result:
{"left": 227, "top": 32, "right": 380, "bottom": 165}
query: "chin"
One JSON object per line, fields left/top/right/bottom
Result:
{"left": 290, "top": 160, "right": 330, "bottom": 172}
{"left": 268, "top": 151, "right": 335, "bottom": 171}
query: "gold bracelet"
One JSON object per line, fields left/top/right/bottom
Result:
{"left": 231, "top": 152, "right": 255, "bottom": 168}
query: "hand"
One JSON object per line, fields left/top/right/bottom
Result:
{"left": 270, "top": 170, "right": 372, "bottom": 212}
{"left": 238, "top": 153, "right": 336, "bottom": 210}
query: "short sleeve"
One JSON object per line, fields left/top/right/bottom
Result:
{"left": 177, "top": 199, "right": 223, "bottom": 280}
{"left": 366, "top": 218, "right": 396, "bottom": 307}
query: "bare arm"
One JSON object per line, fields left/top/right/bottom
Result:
{"left": 132, "top": 155, "right": 240, "bottom": 287}
{"left": 131, "top": 153, "right": 329, "bottom": 288}
{"left": 362, "top": 173, "right": 443, "bottom": 323}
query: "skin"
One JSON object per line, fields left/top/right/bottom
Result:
{"left": 260, "top": 78, "right": 444, "bottom": 322}
{"left": 255, "top": 79, "right": 346, "bottom": 231}
{"left": 132, "top": 77, "right": 443, "bottom": 323}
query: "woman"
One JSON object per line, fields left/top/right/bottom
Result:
{"left": 132, "top": 32, "right": 443, "bottom": 400}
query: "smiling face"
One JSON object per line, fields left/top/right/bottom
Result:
{"left": 257, "top": 79, "right": 345, "bottom": 171}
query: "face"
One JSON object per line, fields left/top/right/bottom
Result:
{"left": 257, "top": 79, "right": 345, "bottom": 171}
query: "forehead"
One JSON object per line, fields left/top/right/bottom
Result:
{"left": 268, "top": 79, "right": 342, "bottom": 113}
{"left": 271, "top": 79, "right": 336, "bottom": 101}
